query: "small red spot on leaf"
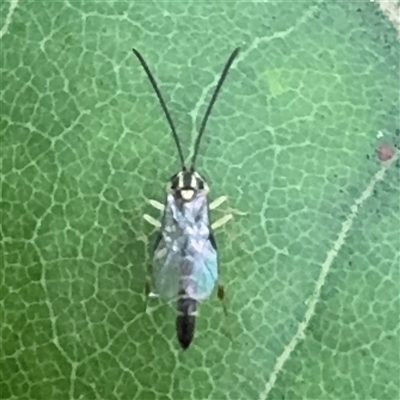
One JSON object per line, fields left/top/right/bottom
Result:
{"left": 376, "top": 144, "right": 395, "bottom": 162}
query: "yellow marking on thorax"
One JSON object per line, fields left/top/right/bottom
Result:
{"left": 181, "top": 189, "right": 194, "bottom": 201}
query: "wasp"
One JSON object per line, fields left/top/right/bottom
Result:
{"left": 132, "top": 47, "right": 240, "bottom": 349}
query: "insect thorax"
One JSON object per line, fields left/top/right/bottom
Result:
{"left": 169, "top": 169, "right": 209, "bottom": 202}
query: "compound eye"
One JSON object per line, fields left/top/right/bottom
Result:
{"left": 170, "top": 174, "right": 179, "bottom": 190}
{"left": 193, "top": 172, "right": 204, "bottom": 190}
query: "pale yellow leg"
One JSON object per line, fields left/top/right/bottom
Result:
{"left": 154, "top": 247, "right": 167, "bottom": 260}
{"left": 149, "top": 199, "right": 164, "bottom": 211}
{"left": 210, "top": 195, "right": 228, "bottom": 210}
{"left": 211, "top": 213, "right": 233, "bottom": 230}
{"left": 143, "top": 214, "right": 162, "bottom": 228}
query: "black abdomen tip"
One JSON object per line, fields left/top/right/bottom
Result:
{"left": 176, "top": 296, "right": 197, "bottom": 350}
{"left": 176, "top": 314, "right": 196, "bottom": 349}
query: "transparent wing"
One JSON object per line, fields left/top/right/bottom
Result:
{"left": 185, "top": 238, "right": 218, "bottom": 301}
{"left": 152, "top": 236, "right": 181, "bottom": 301}
{"left": 153, "top": 235, "right": 218, "bottom": 302}
{"left": 152, "top": 192, "right": 219, "bottom": 302}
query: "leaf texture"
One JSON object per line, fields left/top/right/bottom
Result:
{"left": 1, "top": 1, "right": 399, "bottom": 399}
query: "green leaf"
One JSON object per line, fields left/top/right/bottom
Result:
{"left": 1, "top": 1, "right": 399, "bottom": 400}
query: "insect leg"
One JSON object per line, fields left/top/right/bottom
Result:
{"left": 143, "top": 214, "right": 162, "bottom": 228}
{"left": 143, "top": 231, "right": 162, "bottom": 312}
{"left": 211, "top": 213, "right": 233, "bottom": 230}
{"left": 149, "top": 199, "right": 165, "bottom": 211}
{"left": 217, "top": 284, "right": 228, "bottom": 316}
{"left": 145, "top": 277, "right": 153, "bottom": 297}
{"left": 210, "top": 234, "right": 228, "bottom": 315}
{"left": 144, "top": 275, "right": 160, "bottom": 311}
{"left": 144, "top": 277, "right": 152, "bottom": 312}
{"left": 210, "top": 195, "right": 228, "bottom": 210}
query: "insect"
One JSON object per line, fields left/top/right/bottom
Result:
{"left": 132, "top": 47, "right": 240, "bottom": 349}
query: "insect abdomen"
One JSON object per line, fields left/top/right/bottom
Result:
{"left": 176, "top": 290, "right": 197, "bottom": 350}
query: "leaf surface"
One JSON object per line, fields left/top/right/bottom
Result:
{"left": 1, "top": 1, "right": 399, "bottom": 399}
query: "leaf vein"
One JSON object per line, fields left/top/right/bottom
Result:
{"left": 259, "top": 152, "right": 399, "bottom": 400}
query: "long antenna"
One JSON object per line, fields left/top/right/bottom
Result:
{"left": 132, "top": 48, "right": 185, "bottom": 168}
{"left": 191, "top": 47, "right": 240, "bottom": 169}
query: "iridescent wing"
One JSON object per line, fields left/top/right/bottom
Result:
{"left": 185, "top": 236, "right": 218, "bottom": 301}
{"left": 152, "top": 192, "right": 219, "bottom": 302}
{"left": 152, "top": 234, "right": 180, "bottom": 301}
